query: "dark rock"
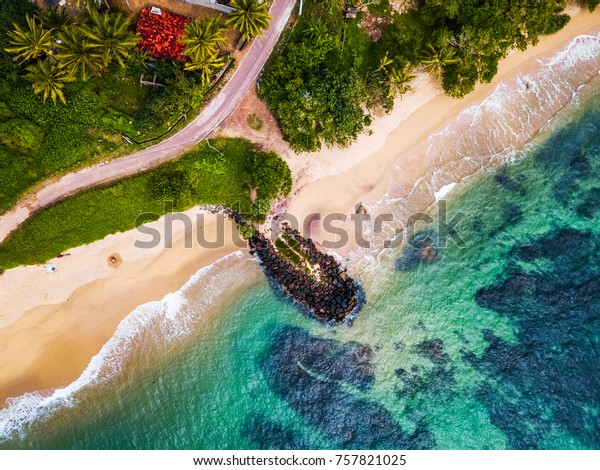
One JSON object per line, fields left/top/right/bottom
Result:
{"left": 262, "top": 327, "right": 434, "bottom": 449}
{"left": 415, "top": 339, "right": 449, "bottom": 365}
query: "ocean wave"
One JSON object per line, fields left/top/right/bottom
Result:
{"left": 0, "top": 250, "right": 256, "bottom": 443}
{"left": 347, "top": 32, "right": 600, "bottom": 287}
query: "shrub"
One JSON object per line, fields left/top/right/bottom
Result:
{"left": 0, "top": 118, "right": 44, "bottom": 152}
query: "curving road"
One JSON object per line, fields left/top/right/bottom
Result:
{"left": 0, "top": 0, "right": 296, "bottom": 243}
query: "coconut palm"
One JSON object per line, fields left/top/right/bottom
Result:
{"left": 55, "top": 26, "right": 105, "bottom": 81}
{"left": 36, "top": 6, "right": 72, "bottom": 34}
{"left": 184, "top": 50, "right": 226, "bottom": 86}
{"left": 25, "top": 60, "right": 74, "bottom": 105}
{"left": 377, "top": 52, "right": 393, "bottom": 73}
{"left": 5, "top": 15, "right": 53, "bottom": 64}
{"left": 80, "top": 9, "right": 138, "bottom": 68}
{"left": 388, "top": 67, "right": 416, "bottom": 98}
{"left": 226, "top": 0, "right": 272, "bottom": 40}
{"left": 420, "top": 43, "right": 459, "bottom": 80}
{"left": 182, "top": 17, "right": 227, "bottom": 61}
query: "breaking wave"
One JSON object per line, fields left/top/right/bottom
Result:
{"left": 0, "top": 250, "right": 259, "bottom": 443}
{"left": 347, "top": 32, "right": 600, "bottom": 287}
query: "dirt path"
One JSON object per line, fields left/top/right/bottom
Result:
{"left": 0, "top": 0, "right": 296, "bottom": 244}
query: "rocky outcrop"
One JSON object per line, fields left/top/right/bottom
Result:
{"left": 248, "top": 226, "right": 364, "bottom": 324}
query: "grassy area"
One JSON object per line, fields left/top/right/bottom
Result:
{"left": 274, "top": 234, "right": 313, "bottom": 276}
{"left": 0, "top": 138, "right": 291, "bottom": 269}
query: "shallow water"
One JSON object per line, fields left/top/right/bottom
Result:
{"left": 2, "top": 43, "right": 600, "bottom": 450}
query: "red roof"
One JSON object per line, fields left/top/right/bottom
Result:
{"left": 136, "top": 7, "right": 190, "bottom": 62}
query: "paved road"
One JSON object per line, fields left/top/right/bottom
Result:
{"left": 0, "top": 0, "right": 295, "bottom": 243}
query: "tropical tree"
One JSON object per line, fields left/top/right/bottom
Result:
{"left": 5, "top": 14, "right": 53, "bottom": 64}
{"left": 55, "top": 25, "right": 105, "bottom": 81}
{"left": 36, "top": 5, "right": 72, "bottom": 34}
{"left": 377, "top": 52, "right": 393, "bottom": 73}
{"left": 182, "top": 16, "right": 227, "bottom": 61}
{"left": 124, "top": 49, "right": 149, "bottom": 76}
{"left": 225, "top": 0, "right": 272, "bottom": 40}
{"left": 184, "top": 50, "right": 226, "bottom": 85}
{"left": 80, "top": 9, "right": 138, "bottom": 67}
{"left": 25, "top": 59, "right": 74, "bottom": 105}
{"left": 420, "top": 43, "right": 460, "bottom": 80}
{"left": 388, "top": 67, "right": 415, "bottom": 98}
{"left": 303, "top": 18, "right": 328, "bottom": 40}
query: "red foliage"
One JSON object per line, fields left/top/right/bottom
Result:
{"left": 136, "top": 7, "right": 190, "bottom": 62}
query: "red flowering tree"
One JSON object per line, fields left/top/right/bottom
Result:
{"left": 136, "top": 8, "right": 190, "bottom": 61}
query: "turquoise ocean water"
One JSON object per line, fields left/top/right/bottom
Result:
{"left": 1, "top": 38, "right": 600, "bottom": 450}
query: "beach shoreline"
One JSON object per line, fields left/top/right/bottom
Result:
{"left": 1, "top": 5, "right": 599, "bottom": 406}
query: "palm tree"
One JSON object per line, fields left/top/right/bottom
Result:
{"left": 5, "top": 15, "right": 53, "bottom": 64}
{"left": 420, "top": 44, "right": 459, "bottom": 80}
{"left": 377, "top": 52, "right": 393, "bottom": 73}
{"left": 25, "top": 60, "right": 74, "bottom": 105}
{"left": 182, "top": 17, "right": 227, "bottom": 61}
{"left": 388, "top": 67, "right": 416, "bottom": 98}
{"left": 36, "top": 6, "right": 72, "bottom": 34}
{"left": 226, "top": 0, "right": 272, "bottom": 40}
{"left": 80, "top": 9, "right": 138, "bottom": 68}
{"left": 55, "top": 26, "right": 105, "bottom": 81}
{"left": 184, "top": 50, "right": 226, "bottom": 86}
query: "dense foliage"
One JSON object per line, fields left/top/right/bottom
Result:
{"left": 261, "top": 1, "right": 386, "bottom": 152}
{"left": 0, "top": 3, "right": 209, "bottom": 213}
{"left": 416, "top": 0, "right": 570, "bottom": 98}
{"left": 582, "top": 0, "right": 600, "bottom": 11}
{"left": 0, "top": 138, "right": 292, "bottom": 269}
{"left": 262, "top": 0, "right": 573, "bottom": 152}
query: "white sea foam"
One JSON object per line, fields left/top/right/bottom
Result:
{"left": 434, "top": 183, "right": 457, "bottom": 201}
{"left": 0, "top": 250, "right": 255, "bottom": 442}
{"left": 347, "top": 33, "right": 600, "bottom": 287}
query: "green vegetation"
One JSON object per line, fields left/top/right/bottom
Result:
{"left": 226, "top": 0, "right": 273, "bottom": 40}
{"left": 182, "top": 16, "right": 228, "bottom": 82}
{"left": 274, "top": 234, "right": 313, "bottom": 275}
{"left": 182, "top": 17, "right": 227, "bottom": 59}
{"left": 582, "top": 0, "right": 600, "bottom": 11}
{"left": 0, "top": 3, "right": 216, "bottom": 213}
{"left": 246, "top": 113, "right": 263, "bottom": 131}
{"left": 0, "top": 138, "right": 292, "bottom": 269}
{"left": 261, "top": 0, "right": 384, "bottom": 152}
{"left": 262, "top": 0, "right": 573, "bottom": 152}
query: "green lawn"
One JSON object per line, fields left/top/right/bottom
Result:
{"left": 0, "top": 138, "right": 291, "bottom": 269}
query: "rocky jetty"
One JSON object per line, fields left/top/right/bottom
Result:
{"left": 248, "top": 226, "right": 364, "bottom": 324}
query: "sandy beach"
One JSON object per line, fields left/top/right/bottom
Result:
{"left": 1, "top": 4, "right": 599, "bottom": 405}
{"left": 0, "top": 211, "right": 240, "bottom": 404}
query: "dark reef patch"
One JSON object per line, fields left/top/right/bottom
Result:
{"left": 473, "top": 228, "right": 600, "bottom": 448}
{"left": 501, "top": 203, "right": 523, "bottom": 228}
{"left": 415, "top": 339, "right": 450, "bottom": 365}
{"left": 261, "top": 327, "right": 434, "bottom": 449}
{"left": 494, "top": 171, "right": 526, "bottom": 195}
{"left": 551, "top": 151, "right": 592, "bottom": 207}
{"left": 242, "top": 414, "right": 310, "bottom": 450}
{"left": 575, "top": 187, "right": 600, "bottom": 219}
{"left": 395, "top": 231, "right": 439, "bottom": 272}
{"left": 395, "top": 364, "right": 455, "bottom": 400}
